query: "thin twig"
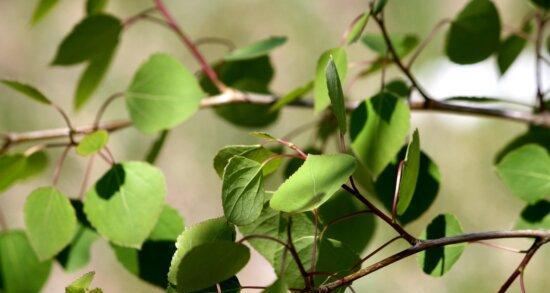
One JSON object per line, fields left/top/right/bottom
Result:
{"left": 354, "top": 236, "right": 402, "bottom": 268}
{"left": 93, "top": 92, "right": 124, "bottom": 130}
{"left": 79, "top": 156, "right": 95, "bottom": 199}
{"left": 498, "top": 238, "right": 547, "bottom": 293}
{"left": 407, "top": 18, "right": 451, "bottom": 68}
{"left": 470, "top": 240, "right": 525, "bottom": 254}
{"left": 52, "top": 145, "right": 71, "bottom": 186}
{"left": 154, "top": 0, "right": 227, "bottom": 92}
{"left": 319, "top": 210, "right": 372, "bottom": 240}
{"left": 534, "top": 14, "right": 547, "bottom": 112}
{"left": 195, "top": 37, "right": 236, "bottom": 51}
{"left": 287, "top": 217, "right": 311, "bottom": 290}
{"left": 123, "top": 6, "right": 158, "bottom": 27}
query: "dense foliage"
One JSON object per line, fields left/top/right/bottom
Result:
{"left": 0, "top": 0, "right": 549, "bottom": 292}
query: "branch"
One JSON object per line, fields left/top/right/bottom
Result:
{"left": 317, "top": 230, "right": 550, "bottom": 292}
{"left": 498, "top": 238, "right": 546, "bottom": 292}
{"left": 534, "top": 14, "right": 548, "bottom": 112}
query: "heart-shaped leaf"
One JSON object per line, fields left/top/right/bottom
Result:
{"left": 76, "top": 130, "right": 109, "bottom": 156}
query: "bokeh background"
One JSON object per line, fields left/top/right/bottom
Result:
{"left": 0, "top": 0, "right": 548, "bottom": 292}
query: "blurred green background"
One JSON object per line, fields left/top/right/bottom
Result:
{"left": 0, "top": 0, "right": 548, "bottom": 292}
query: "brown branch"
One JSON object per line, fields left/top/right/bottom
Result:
{"left": 154, "top": 0, "right": 227, "bottom": 92}
{"left": 498, "top": 238, "right": 547, "bottom": 293}
{"left": 354, "top": 236, "right": 402, "bottom": 268}
{"left": 534, "top": 14, "right": 547, "bottom": 112}
{"left": 317, "top": 230, "right": 550, "bottom": 292}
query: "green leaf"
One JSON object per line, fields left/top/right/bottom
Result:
{"left": 396, "top": 129, "right": 420, "bottom": 215}
{"left": 1, "top": 80, "right": 51, "bottom": 104}
{"left": 495, "top": 126, "right": 550, "bottom": 163}
{"left": 283, "top": 147, "right": 321, "bottom": 179}
{"left": 384, "top": 79, "right": 411, "bottom": 98}
{"left": 270, "top": 154, "right": 356, "bottom": 213}
{"left": 445, "top": 0, "right": 501, "bottom": 64}
{"left": 225, "top": 36, "right": 287, "bottom": 61}
{"left": 375, "top": 149, "right": 441, "bottom": 225}
{"left": 66, "top": 271, "right": 95, "bottom": 293}
{"left": 177, "top": 241, "right": 250, "bottom": 293}
{"left": 222, "top": 156, "right": 265, "bottom": 225}
{"left": 346, "top": 12, "right": 370, "bottom": 45}
{"left": 497, "top": 34, "right": 527, "bottom": 75}
{"left": 274, "top": 237, "right": 359, "bottom": 289}
{"left": 515, "top": 200, "right": 549, "bottom": 230}
{"left": 200, "top": 56, "right": 279, "bottom": 127}
{"left": 24, "top": 187, "right": 77, "bottom": 261}
{"left": 179, "top": 276, "right": 240, "bottom": 293}
{"left": 168, "top": 217, "right": 236, "bottom": 285}
{"left": 418, "top": 214, "right": 465, "bottom": 276}
{"left": 75, "top": 51, "right": 115, "bottom": 109}
{"left": 269, "top": 81, "right": 313, "bottom": 112}
{"left": 0, "top": 230, "right": 52, "bottom": 293}
{"left": 145, "top": 130, "right": 170, "bottom": 164}
{"left": 318, "top": 191, "right": 376, "bottom": 253}
{"left": 213, "top": 145, "right": 281, "bottom": 178}
{"left": 126, "top": 53, "right": 204, "bottom": 133}
{"left": 350, "top": 92, "right": 411, "bottom": 178}
{"left": 530, "top": 0, "right": 550, "bottom": 9}
{"left": 83, "top": 161, "right": 167, "bottom": 248}
{"left": 361, "top": 34, "right": 419, "bottom": 57}
{"left": 372, "top": 0, "right": 388, "bottom": 14}
{"left": 52, "top": 14, "right": 121, "bottom": 65}
{"left": 314, "top": 48, "right": 348, "bottom": 113}
{"left": 76, "top": 130, "right": 109, "bottom": 156}
{"left": 149, "top": 204, "right": 185, "bottom": 241}
{"left": 0, "top": 154, "right": 26, "bottom": 193}
{"left": 31, "top": 0, "right": 60, "bottom": 25}
{"left": 86, "top": 0, "right": 108, "bottom": 15}
{"left": 496, "top": 144, "right": 550, "bottom": 203}
{"left": 56, "top": 225, "right": 98, "bottom": 272}
{"left": 325, "top": 57, "right": 347, "bottom": 134}
{"left": 19, "top": 151, "right": 49, "bottom": 180}
{"left": 262, "top": 279, "right": 288, "bottom": 293}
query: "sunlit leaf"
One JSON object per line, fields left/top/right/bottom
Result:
{"left": 350, "top": 92, "right": 410, "bottom": 178}
{"left": 177, "top": 241, "right": 250, "bottom": 292}
{"left": 325, "top": 57, "right": 347, "bottom": 134}
{"left": 56, "top": 225, "right": 98, "bottom": 272}
{"left": 65, "top": 271, "right": 96, "bottom": 293}
{"left": 346, "top": 12, "right": 370, "bottom": 44}
{"left": 417, "top": 214, "right": 465, "bottom": 276}
{"left": 149, "top": 204, "right": 185, "bottom": 242}
{"left": 86, "top": 0, "right": 108, "bottom": 15}
{"left": 270, "top": 154, "right": 356, "bottom": 212}
{"left": 269, "top": 81, "right": 313, "bottom": 112}
{"left": 225, "top": 36, "right": 287, "bottom": 61}
{"left": 126, "top": 53, "right": 204, "bottom": 133}
{"left": 222, "top": 156, "right": 265, "bottom": 225}
{"left": 496, "top": 144, "right": 550, "bottom": 203}
{"left": 76, "top": 130, "right": 109, "bottom": 156}
{"left": 396, "top": 129, "right": 420, "bottom": 215}
{"left": 168, "top": 217, "right": 236, "bottom": 285}
{"left": 31, "top": 0, "right": 60, "bottom": 25}
{"left": 213, "top": 145, "right": 281, "bottom": 178}
{"left": 314, "top": 48, "right": 348, "bottom": 113}
{"left": 0, "top": 230, "right": 52, "bottom": 293}
{"left": 262, "top": 279, "right": 288, "bottom": 293}
{"left": 83, "top": 162, "right": 166, "bottom": 247}
{"left": 24, "top": 186, "right": 77, "bottom": 260}
{"left": 1, "top": 80, "right": 51, "bottom": 104}
{"left": 445, "top": 0, "right": 500, "bottom": 64}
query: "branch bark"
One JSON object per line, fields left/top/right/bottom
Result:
{"left": 498, "top": 238, "right": 547, "bottom": 292}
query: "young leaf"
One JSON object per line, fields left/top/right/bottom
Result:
{"left": 31, "top": 0, "right": 61, "bottom": 25}
{"left": 126, "top": 53, "right": 204, "bottom": 133}
{"left": 270, "top": 154, "right": 356, "bottom": 213}
{"left": 1, "top": 80, "right": 51, "bottom": 104}
{"left": 515, "top": 200, "right": 549, "bottom": 230}
{"left": 375, "top": 149, "right": 441, "bottom": 225}
{"left": 65, "top": 271, "right": 96, "bottom": 293}
{"left": 325, "top": 57, "right": 347, "bottom": 134}
{"left": 417, "top": 214, "right": 465, "bottom": 276}
{"left": 56, "top": 226, "right": 98, "bottom": 272}
{"left": 225, "top": 36, "right": 287, "bottom": 61}
{"left": 24, "top": 187, "right": 77, "bottom": 261}
{"left": 200, "top": 56, "right": 279, "bottom": 127}
{"left": 0, "top": 230, "right": 52, "bottom": 293}
{"left": 51, "top": 14, "right": 121, "bottom": 65}
{"left": 269, "top": 81, "right": 313, "bottom": 112}
{"left": 361, "top": 34, "right": 419, "bottom": 57}
{"left": 168, "top": 217, "right": 236, "bottom": 285}
{"left": 350, "top": 92, "right": 411, "bottom": 178}
{"left": 76, "top": 130, "right": 109, "bottom": 156}
{"left": 445, "top": 0, "right": 501, "bottom": 64}
{"left": 213, "top": 145, "right": 281, "bottom": 178}
{"left": 314, "top": 48, "right": 348, "bottom": 113}
{"left": 177, "top": 241, "right": 250, "bottom": 292}
{"left": 249, "top": 131, "right": 277, "bottom": 141}
{"left": 83, "top": 162, "right": 167, "bottom": 248}
{"left": 396, "top": 129, "right": 420, "bottom": 215}
{"left": 262, "top": 279, "right": 288, "bottom": 293}
{"left": 496, "top": 144, "right": 550, "bottom": 203}
{"left": 346, "top": 12, "right": 370, "bottom": 45}
{"left": 148, "top": 204, "right": 185, "bottom": 242}
{"left": 222, "top": 156, "right": 265, "bottom": 225}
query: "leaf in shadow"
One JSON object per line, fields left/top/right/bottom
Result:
{"left": 95, "top": 163, "right": 125, "bottom": 200}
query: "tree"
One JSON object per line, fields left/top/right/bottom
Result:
{"left": 0, "top": 0, "right": 549, "bottom": 292}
